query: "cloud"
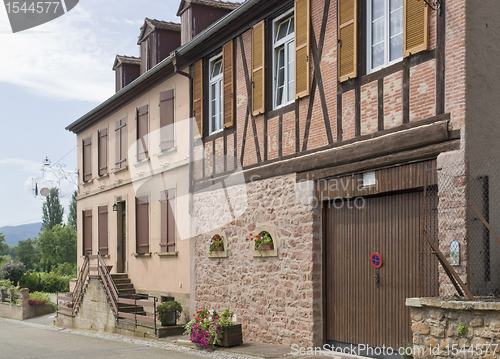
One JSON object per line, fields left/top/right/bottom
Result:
{"left": 0, "top": 6, "right": 115, "bottom": 102}
{"left": 0, "top": 158, "right": 41, "bottom": 172}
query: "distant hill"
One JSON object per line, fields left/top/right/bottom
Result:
{"left": 0, "top": 223, "right": 42, "bottom": 245}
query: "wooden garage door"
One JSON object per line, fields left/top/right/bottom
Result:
{"left": 324, "top": 191, "right": 422, "bottom": 350}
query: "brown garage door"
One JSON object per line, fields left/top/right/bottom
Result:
{"left": 324, "top": 191, "right": 424, "bottom": 351}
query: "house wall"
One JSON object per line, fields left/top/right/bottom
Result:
{"left": 75, "top": 73, "right": 192, "bottom": 311}
{"left": 465, "top": 0, "right": 500, "bottom": 296}
{"left": 192, "top": 174, "right": 322, "bottom": 347}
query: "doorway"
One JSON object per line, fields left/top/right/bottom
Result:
{"left": 116, "top": 201, "right": 127, "bottom": 273}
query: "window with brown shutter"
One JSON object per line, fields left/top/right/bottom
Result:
{"left": 136, "top": 196, "right": 149, "bottom": 254}
{"left": 83, "top": 210, "right": 92, "bottom": 256}
{"left": 136, "top": 105, "right": 149, "bottom": 161}
{"left": 98, "top": 128, "right": 108, "bottom": 176}
{"left": 338, "top": 0, "right": 358, "bottom": 82}
{"left": 403, "top": 0, "right": 428, "bottom": 57}
{"left": 222, "top": 40, "right": 235, "bottom": 128}
{"left": 98, "top": 205, "right": 108, "bottom": 256}
{"left": 160, "top": 189, "right": 177, "bottom": 253}
{"left": 193, "top": 60, "right": 203, "bottom": 138}
{"left": 252, "top": 20, "right": 265, "bottom": 116}
{"left": 115, "top": 118, "right": 127, "bottom": 169}
{"left": 82, "top": 137, "right": 92, "bottom": 182}
{"left": 160, "top": 89, "right": 175, "bottom": 151}
{"left": 295, "top": 0, "right": 310, "bottom": 99}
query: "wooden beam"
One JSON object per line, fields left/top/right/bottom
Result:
{"left": 423, "top": 232, "right": 475, "bottom": 301}
{"left": 296, "top": 139, "right": 459, "bottom": 181}
{"left": 468, "top": 199, "right": 500, "bottom": 247}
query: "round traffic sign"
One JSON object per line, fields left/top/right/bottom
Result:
{"left": 370, "top": 252, "right": 382, "bottom": 269}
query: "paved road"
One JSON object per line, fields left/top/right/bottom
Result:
{"left": 0, "top": 317, "right": 242, "bottom": 359}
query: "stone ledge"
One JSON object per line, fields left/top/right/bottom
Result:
{"left": 406, "top": 297, "right": 500, "bottom": 311}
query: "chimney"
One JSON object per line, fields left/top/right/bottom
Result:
{"left": 113, "top": 55, "right": 141, "bottom": 92}
{"left": 138, "top": 18, "right": 181, "bottom": 75}
{"left": 177, "top": 0, "right": 240, "bottom": 45}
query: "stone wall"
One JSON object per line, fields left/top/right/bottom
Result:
{"left": 192, "top": 173, "right": 322, "bottom": 347}
{"left": 56, "top": 276, "right": 116, "bottom": 333}
{"left": 0, "top": 289, "right": 53, "bottom": 320}
{"left": 407, "top": 298, "right": 500, "bottom": 359}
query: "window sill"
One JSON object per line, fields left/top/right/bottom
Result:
{"left": 97, "top": 174, "right": 109, "bottom": 180}
{"left": 155, "top": 146, "right": 177, "bottom": 158}
{"left": 133, "top": 157, "right": 150, "bottom": 167}
{"left": 82, "top": 180, "right": 93, "bottom": 187}
{"left": 268, "top": 102, "right": 295, "bottom": 119}
{"left": 133, "top": 253, "right": 151, "bottom": 258}
{"left": 252, "top": 248, "right": 278, "bottom": 258}
{"left": 156, "top": 251, "right": 178, "bottom": 258}
{"left": 112, "top": 166, "right": 128, "bottom": 175}
{"left": 209, "top": 250, "right": 228, "bottom": 258}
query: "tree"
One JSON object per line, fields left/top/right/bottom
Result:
{"left": 38, "top": 224, "right": 77, "bottom": 271}
{"left": 42, "top": 188, "right": 64, "bottom": 231}
{"left": 16, "top": 238, "right": 40, "bottom": 271}
{"left": 68, "top": 190, "right": 77, "bottom": 230}
{"left": 0, "top": 233, "right": 7, "bottom": 256}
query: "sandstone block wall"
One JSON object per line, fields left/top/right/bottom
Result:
{"left": 192, "top": 174, "right": 322, "bottom": 347}
{"left": 407, "top": 298, "right": 500, "bottom": 359}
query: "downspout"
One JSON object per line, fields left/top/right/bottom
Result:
{"left": 172, "top": 50, "right": 197, "bottom": 316}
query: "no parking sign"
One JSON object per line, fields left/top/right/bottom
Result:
{"left": 370, "top": 252, "right": 382, "bottom": 269}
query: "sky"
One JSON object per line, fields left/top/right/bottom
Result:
{"left": 0, "top": 0, "right": 180, "bottom": 228}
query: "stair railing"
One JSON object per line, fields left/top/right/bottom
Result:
{"left": 94, "top": 252, "right": 119, "bottom": 314}
{"left": 57, "top": 254, "right": 89, "bottom": 316}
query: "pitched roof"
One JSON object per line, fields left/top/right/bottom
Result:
{"left": 177, "top": 0, "right": 241, "bottom": 16}
{"left": 138, "top": 18, "right": 181, "bottom": 44}
{"left": 112, "top": 55, "right": 140, "bottom": 70}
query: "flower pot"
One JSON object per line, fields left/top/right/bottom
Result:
{"left": 258, "top": 243, "right": 274, "bottom": 251}
{"left": 221, "top": 324, "right": 242, "bottom": 347}
{"left": 161, "top": 310, "right": 177, "bottom": 326}
{"left": 213, "top": 244, "right": 224, "bottom": 252}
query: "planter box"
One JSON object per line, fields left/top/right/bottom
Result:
{"left": 221, "top": 324, "right": 242, "bottom": 347}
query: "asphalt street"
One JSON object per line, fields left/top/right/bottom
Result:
{"left": 0, "top": 317, "right": 242, "bottom": 359}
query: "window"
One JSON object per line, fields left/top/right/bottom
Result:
{"left": 98, "top": 205, "right": 108, "bottom": 256}
{"left": 160, "top": 89, "right": 175, "bottom": 151}
{"left": 160, "top": 189, "right": 176, "bottom": 253}
{"left": 136, "top": 196, "right": 149, "bottom": 254}
{"left": 273, "top": 11, "right": 295, "bottom": 109}
{"left": 115, "top": 118, "right": 127, "bottom": 170}
{"left": 83, "top": 209, "right": 92, "bottom": 256}
{"left": 367, "top": 0, "right": 403, "bottom": 72}
{"left": 137, "top": 105, "right": 149, "bottom": 161}
{"left": 98, "top": 128, "right": 108, "bottom": 176}
{"left": 209, "top": 55, "right": 223, "bottom": 135}
{"left": 82, "top": 137, "right": 92, "bottom": 182}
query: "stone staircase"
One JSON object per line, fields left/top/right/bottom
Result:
{"left": 110, "top": 273, "right": 147, "bottom": 317}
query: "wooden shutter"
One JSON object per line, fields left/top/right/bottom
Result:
{"left": 403, "top": 0, "right": 428, "bottom": 57}
{"left": 338, "top": 0, "right": 358, "bottom": 82}
{"left": 193, "top": 59, "right": 203, "bottom": 138}
{"left": 83, "top": 210, "right": 92, "bottom": 255}
{"left": 137, "top": 105, "right": 149, "bottom": 161}
{"left": 160, "top": 189, "right": 177, "bottom": 253}
{"left": 98, "top": 128, "right": 108, "bottom": 176}
{"left": 160, "top": 89, "right": 175, "bottom": 151}
{"left": 136, "top": 196, "right": 149, "bottom": 254}
{"left": 83, "top": 137, "right": 92, "bottom": 182}
{"left": 252, "top": 20, "right": 265, "bottom": 116}
{"left": 295, "top": 0, "right": 310, "bottom": 99}
{"left": 140, "top": 41, "right": 147, "bottom": 75}
{"left": 115, "top": 119, "right": 127, "bottom": 169}
{"left": 98, "top": 205, "right": 108, "bottom": 256}
{"left": 223, "top": 40, "right": 235, "bottom": 128}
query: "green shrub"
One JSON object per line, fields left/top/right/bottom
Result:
{"left": 458, "top": 322, "right": 468, "bottom": 335}
{"left": 1, "top": 262, "right": 26, "bottom": 285}
{"left": 52, "top": 263, "right": 77, "bottom": 278}
{"left": 40, "top": 272, "right": 69, "bottom": 293}
{"left": 0, "top": 279, "right": 14, "bottom": 289}
{"left": 19, "top": 272, "right": 42, "bottom": 292}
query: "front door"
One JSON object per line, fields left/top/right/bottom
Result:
{"left": 116, "top": 201, "right": 127, "bottom": 273}
{"left": 324, "top": 191, "right": 425, "bottom": 353}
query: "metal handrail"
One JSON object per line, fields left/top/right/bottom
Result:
{"left": 95, "top": 252, "right": 119, "bottom": 314}
{"left": 56, "top": 254, "right": 90, "bottom": 316}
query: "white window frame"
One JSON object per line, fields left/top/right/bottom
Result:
{"left": 366, "top": 0, "right": 404, "bottom": 73}
{"left": 208, "top": 54, "right": 223, "bottom": 135}
{"left": 272, "top": 9, "right": 295, "bottom": 110}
